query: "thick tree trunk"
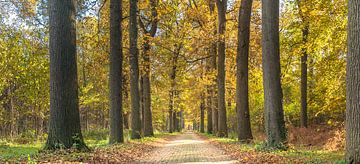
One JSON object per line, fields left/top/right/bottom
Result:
{"left": 236, "top": 0, "right": 253, "bottom": 142}
{"left": 142, "top": 70, "right": 153, "bottom": 136}
{"left": 216, "top": 0, "right": 228, "bottom": 137}
{"left": 129, "top": 0, "right": 141, "bottom": 139}
{"left": 140, "top": 0, "right": 157, "bottom": 136}
{"left": 109, "top": 0, "right": 124, "bottom": 144}
{"left": 346, "top": 0, "right": 360, "bottom": 162}
{"left": 46, "top": 0, "right": 87, "bottom": 150}
{"left": 261, "top": 0, "right": 286, "bottom": 147}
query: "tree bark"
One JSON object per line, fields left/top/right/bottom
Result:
{"left": 109, "top": 0, "right": 124, "bottom": 144}
{"left": 140, "top": 76, "right": 145, "bottom": 133}
{"left": 46, "top": 0, "right": 87, "bottom": 150}
{"left": 297, "top": 0, "right": 309, "bottom": 128}
{"left": 140, "top": 0, "right": 158, "bottom": 137}
{"left": 200, "top": 94, "right": 205, "bottom": 133}
{"left": 216, "top": 0, "right": 228, "bottom": 137}
{"left": 169, "top": 90, "right": 174, "bottom": 133}
{"left": 261, "top": 0, "right": 286, "bottom": 147}
{"left": 211, "top": 49, "right": 218, "bottom": 135}
{"left": 236, "top": 0, "right": 253, "bottom": 142}
{"left": 129, "top": 0, "right": 141, "bottom": 139}
{"left": 169, "top": 49, "right": 180, "bottom": 133}
{"left": 346, "top": 0, "right": 360, "bottom": 162}
{"left": 209, "top": 0, "right": 217, "bottom": 135}
{"left": 206, "top": 85, "right": 213, "bottom": 134}
{"left": 300, "top": 25, "right": 309, "bottom": 128}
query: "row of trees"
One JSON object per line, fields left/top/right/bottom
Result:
{"left": 0, "top": 0, "right": 358, "bottom": 162}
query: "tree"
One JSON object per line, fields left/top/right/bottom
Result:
{"left": 109, "top": 0, "right": 124, "bottom": 144}
{"left": 139, "top": 0, "right": 158, "bottom": 137}
{"left": 200, "top": 93, "right": 205, "bottom": 133}
{"left": 297, "top": 0, "right": 309, "bottom": 128}
{"left": 45, "top": 0, "right": 87, "bottom": 150}
{"left": 216, "top": 0, "right": 228, "bottom": 137}
{"left": 129, "top": 0, "right": 141, "bottom": 139}
{"left": 236, "top": 0, "right": 253, "bottom": 142}
{"left": 261, "top": 0, "right": 286, "bottom": 147}
{"left": 346, "top": 0, "right": 360, "bottom": 162}
{"left": 208, "top": 0, "right": 218, "bottom": 135}
{"left": 169, "top": 50, "right": 180, "bottom": 133}
{"left": 206, "top": 65, "right": 213, "bottom": 134}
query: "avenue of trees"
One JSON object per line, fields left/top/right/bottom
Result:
{"left": 0, "top": 0, "right": 359, "bottom": 162}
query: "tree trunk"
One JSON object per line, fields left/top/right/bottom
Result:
{"left": 169, "top": 90, "right": 174, "bottom": 133}
{"left": 140, "top": 76, "right": 144, "bottom": 134}
{"left": 212, "top": 55, "right": 218, "bottom": 134}
{"left": 209, "top": 0, "right": 217, "bottom": 135}
{"left": 169, "top": 51, "right": 179, "bottom": 133}
{"left": 123, "top": 112, "right": 130, "bottom": 129}
{"left": 261, "top": 0, "right": 286, "bottom": 147}
{"left": 140, "top": 0, "right": 157, "bottom": 137}
{"left": 109, "top": 0, "right": 124, "bottom": 144}
{"left": 206, "top": 86, "right": 213, "bottom": 134}
{"left": 300, "top": 25, "right": 309, "bottom": 128}
{"left": 346, "top": 0, "right": 360, "bottom": 162}
{"left": 123, "top": 74, "right": 130, "bottom": 130}
{"left": 129, "top": 0, "right": 141, "bottom": 139}
{"left": 46, "top": 0, "right": 87, "bottom": 150}
{"left": 200, "top": 94, "right": 205, "bottom": 133}
{"left": 216, "top": 0, "right": 228, "bottom": 137}
{"left": 297, "top": 0, "right": 309, "bottom": 128}
{"left": 236, "top": 0, "right": 253, "bottom": 142}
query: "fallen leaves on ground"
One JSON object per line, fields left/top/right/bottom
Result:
{"left": 24, "top": 135, "right": 177, "bottom": 163}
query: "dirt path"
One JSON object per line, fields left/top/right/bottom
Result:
{"left": 136, "top": 132, "right": 238, "bottom": 164}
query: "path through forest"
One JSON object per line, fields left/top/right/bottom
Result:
{"left": 137, "top": 132, "right": 238, "bottom": 163}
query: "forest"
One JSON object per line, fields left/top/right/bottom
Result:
{"left": 0, "top": 0, "right": 359, "bottom": 163}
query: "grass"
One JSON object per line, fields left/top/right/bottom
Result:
{"left": 199, "top": 132, "right": 345, "bottom": 163}
{"left": 0, "top": 142, "right": 42, "bottom": 160}
{"left": 0, "top": 130, "right": 176, "bottom": 162}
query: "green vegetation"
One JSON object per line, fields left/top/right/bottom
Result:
{"left": 0, "top": 130, "right": 175, "bottom": 161}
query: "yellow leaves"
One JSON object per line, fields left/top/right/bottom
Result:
{"left": 17, "top": 0, "right": 37, "bottom": 17}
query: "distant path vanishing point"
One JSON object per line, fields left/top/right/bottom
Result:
{"left": 136, "top": 132, "right": 238, "bottom": 164}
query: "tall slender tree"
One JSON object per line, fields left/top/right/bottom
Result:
{"left": 206, "top": 70, "right": 213, "bottom": 134}
{"left": 46, "top": 0, "right": 87, "bottom": 150}
{"left": 261, "top": 0, "right": 286, "bottom": 147}
{"left": 129, "top": 0, "right": 141, "bottom": 139}
{"left": 209, "top": 0, "right": 218, "bottom": 135}
{"left": 236, "top": 0, "right": 253, "bottom": 142}
{"left": 346, "top": 0, "right": 360, "bottom": 162}
{"left": 216, "top": 0, "right": 228, "bottom": 137}
{"left": 200, "top": 93, "right": 205, "bottom": 133}
{"left": 109, "top": 0, "right": 124, "bottom": 144}
{"left": 297, "top": 0, "right": 309, "bottom": 128}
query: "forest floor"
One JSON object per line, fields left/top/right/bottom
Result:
{"left": 0, "top": 126, "right": 346, "bottom": 163}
